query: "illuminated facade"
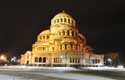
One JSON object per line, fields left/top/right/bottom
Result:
{"left": 20, "top": 11, "right": 104, "bottom": 67}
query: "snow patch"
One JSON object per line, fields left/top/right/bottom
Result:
{"left": 0, "top": 65, "right": 79, "bottom": 71}
{"left": 81, "top": 66, "right": 125, "bottom": 71}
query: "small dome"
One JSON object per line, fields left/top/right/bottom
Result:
{"left": 39, "top": 30, "right": 50, "bottom": 35}
{"left": 53, "top": 11, "right": 72, "bottom": 18}
{"left": 51, "top": 11, "right": 76, "bottom": 26}
{"left": 38, "top": 29, "right": 50, "bottom": 41}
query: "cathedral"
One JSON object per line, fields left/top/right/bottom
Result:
{"left": 20, "top": 11, "right": 104, "bottom": 67}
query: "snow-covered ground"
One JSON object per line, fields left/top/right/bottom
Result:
{"left": 38, "top": 72, "right": 115, "bottom": 80}
{"left": 0, "top": 65, "right": 125, "bottom": 71}
{"left": 81, "top": 66, "right": 125, "bottom": 71}
{"left": 0, "top": 73, "right": 115, "bottom": 80}
{"left": 0, "top": 74, "right": 33, "bottom": 80}
{"left": 0, "top": 65, "right": 79, "bottom": 71}
{"left": 0, "top": 65, "right": 124, "bottom": 80}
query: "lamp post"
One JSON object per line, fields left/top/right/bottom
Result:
{"left": 107, "top": 58, "right": 112, "bottom": 66}
{"left": 0, "top": 54, "right": 7, "bottom": 65}
{"left": 0, "top": 55, "right": 7, "bottom": 61}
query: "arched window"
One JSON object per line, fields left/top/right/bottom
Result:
{"left": 95, "top": 59, "right": 98, "bottom": 63}
{"left": 65, "top": 44, "right": 67, "bottom": 50}
{"left": 54, "top": 20, "right": 56, "bottom": 23}
{"left": 64, "top": 18, "right": 66, "bottom": 22}
{"left": 52, "top": 47, "right": 54, "bottom": 51}
{"left": 35, "top": 57, "right": 38, "bottom": 62}
{"left": 39, "top": 57, "right": 42, "bottom": 62}
{"left": 71, "top": 20, "right": 73, "bottom": 24}
{"left": 75, "top": 32, "right": 77, "bottom": 36}
{"left": 70, "top": 58, "right": 72, "bottom": 63}
{"left": 60, "top": 18, "right": 63, "bottom": 22}
{"left": 92, "top": 59, "right": 95, "bottom": 64}
{"left": 54, "top": 58, "right": 56, "bottom": 63}
{"left": 42, "top": 47, "right": 45, "bottom": 51}
{"left": 60, "top": 45, "right": 62, "bottom": 50}
{"left": 40, "top": 36, "right": 42, "bottom": 40}
{"left": 43, "top": 36, "right": 45, "bottom": 39}
{"left": 59, "top": 32, "right": 61, "bottom": 36}
{"left": 72, "top": 31, "right": 74, "bottom": 37}
{"left": 62, "top": 30, "right": 65, "bottom": 35}
{"left": 73, "top": 58, "right": 75, "bottom": 63}
{"left": 73, "top": 44, "right": 76, "bottom": 50}
{"left": 78, "top": 58, "right": 80, "bottom": 63}
{"left": 67, "top": 30, "right": 70, "bottom": 36}
{"left": 57, "top": 19, "right": 59, "bottom": 22}
{"left": 76, "top": 44, "right": 78, "bottom": 50}
{"left": 71, "top": 44, "right": 73, "bottom": 50}
{"left": 46, "top": 36, "right": 49, "bottom": 39}
{"left": 68, "top": 19, "right": 70, "bottom": 23}
{"left": 59, "top": 58, "right": 62, "bottom": 63}
{"left": 97, "top": 59, "right": 100, "bottom": 63}
{"left": 67, "top": 44, "right": 71, "bottom": 50}
{"left": 43, "top": 57, "right": 46, "bottom": 63}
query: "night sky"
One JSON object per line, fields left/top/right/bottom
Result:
{"left": 0, "top": 0, "right": 125, "bottom": 58}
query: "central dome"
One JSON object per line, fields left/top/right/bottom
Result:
{"left": 51, "top": 11, "right": 76, "bottom": 26}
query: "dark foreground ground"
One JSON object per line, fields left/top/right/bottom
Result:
{"left": 0, "top": 67, "right": 124, "bottom": 80}
{"left": 68, "top": 70, "right": 125, "bottom": 80}
{"left": 0, "top": 70, "right": 69, "bottom": 80}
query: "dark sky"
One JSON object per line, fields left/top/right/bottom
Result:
{"left": 0, "top": 0, "right": 125, "bottom": 57}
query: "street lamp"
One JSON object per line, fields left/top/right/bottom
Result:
{"left": 107, "top": 58, "right": 112, "bottom": 66}
{"left": 0, "top": 55, "right": 7, "bottom": 61}
{"left": 0, "top": 54, "right": 8, "bottom": 65}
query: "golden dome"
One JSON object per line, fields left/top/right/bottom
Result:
{"left": 51, "top": 11, "right": 76, "bottom": 26}
{"left": 53, "top": 11, "right": 73, "bottom": 18}
{"left": 37, "top": 30, "right": 50, "bottom": 41}
{"left": 39, "top": 30, "right": 50, "bottom": 35}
